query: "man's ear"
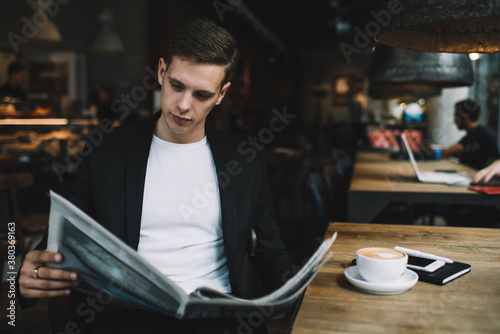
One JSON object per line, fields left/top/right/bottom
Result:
{"left": 157, "top": 58, "right": 167, "bottom": 86}
{"left": 215, "top": 81, "right": 231, "bottom": 105}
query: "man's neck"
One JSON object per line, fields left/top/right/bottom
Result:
{"left": 154, "top": 117, "right": 205, "bottom": 144}
{"left": 465, "top": 122, "right": 479, "bottom": 132}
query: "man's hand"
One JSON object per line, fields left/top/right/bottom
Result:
{"left": 19, "top": 250, "right": 78, "bottom": 298}
{"left": 473, "top": 159, "right": 500, "bottom": 183}
{"left": 442, "top": 143, "right": 464, "bottom": 159}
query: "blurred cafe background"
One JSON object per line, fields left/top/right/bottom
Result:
{"left": 1, "top": 1, "right": 500, "bottom": 331}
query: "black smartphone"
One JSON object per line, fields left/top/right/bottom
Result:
{"left": 435, "top": 169, "right": 457, "bottom": 173}
{"left": 407, "top": 256, "right": 445, "bottom": 272}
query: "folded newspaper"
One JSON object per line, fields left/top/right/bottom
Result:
{"left": 47, "top": 190, "right": 337, "bottom": 319}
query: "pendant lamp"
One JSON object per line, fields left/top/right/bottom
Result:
{"left": 369, "top": 44, "right": 474, "bottom": 90}
{"left": 375, "top": 0, "right": 500, "bottom": 53}
{"left": 27, "top": 0, "right": 62, "bottom": 45}
{"left": 90, "top": 8, "right": 124, "bottom": 54}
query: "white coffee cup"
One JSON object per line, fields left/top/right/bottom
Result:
{"left": 356, "top": 247, "right": 408, "bottom": 283}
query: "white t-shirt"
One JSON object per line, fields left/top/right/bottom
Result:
{"left": 137, "top": 135, "right": 231, "bottom": 294}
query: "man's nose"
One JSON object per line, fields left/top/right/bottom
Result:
{"left": 177, "top": 92, "right": 191, "bottom": 113}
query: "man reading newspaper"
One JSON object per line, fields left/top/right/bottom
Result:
{"left": 17, "top": 19, "right": 294, "bottom": 333}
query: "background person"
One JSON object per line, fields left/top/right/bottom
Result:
{"left": 0, "top": 61, "right": 27, "bottom": 107}
{"left": 88, "top": 85, "right": 122, "bottom": 126}
{"left": 442, "top": 99, "right": 500, "bottom": 170}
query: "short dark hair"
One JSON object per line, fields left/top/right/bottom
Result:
{"left": 166, "top": 19, "right": 238, "bottom": 86}
{"left": 7, "top": 61, "right": 26, "bottom": 77}
{"left": 455, "top": 99, "right": 480, "bottom": 122}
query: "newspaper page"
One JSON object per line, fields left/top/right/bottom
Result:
{"left": 47, "top": 190, "right": 336, "bottom": 319}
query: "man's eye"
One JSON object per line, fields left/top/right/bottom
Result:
{"left": 196, "top": 93, "right": 209, "bottom": 100}
{"left": 170, "top": 83, "right": 183, "bottom": 91}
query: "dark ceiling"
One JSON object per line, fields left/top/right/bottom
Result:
{"left": 245, "top": 0, "right": 378, "bottom": 45}
{"left": 188, "top": 0, "right": 379, "bottom": 56}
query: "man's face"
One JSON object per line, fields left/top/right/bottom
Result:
{"left": 156, "top": 56, "right": 230, "bottom": 143}
{"left": 12, "top": 69, "right": 26, "bottom": 86}
{"left": 454, "top": 109, "right": 465, "bottom": 130}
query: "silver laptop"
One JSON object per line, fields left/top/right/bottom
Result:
{"left": 400, "top": 133, "right": 471, "bottom": 185}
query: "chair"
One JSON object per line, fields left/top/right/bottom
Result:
{"left": 329, "top": 148, "right": 353, "bottom": 184}
{"left": 321, "top": 163, "right": 347, "bottom": 222}
{"left": 0, "top": 172, "right": 48, "bottom": 252}
{"left": 266, "top": 148, "right": 309, "bottom": 218}
{"left": 303, "top": 160, "right": 352, "bottom": 253}
{"left": 303, "top": 171, "right": 332, "bottom": 250}
{"left": 0, "top": 171, "right": 71, "bottom": 333}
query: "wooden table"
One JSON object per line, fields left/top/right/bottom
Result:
{"left": 292, "top": 223, "right": 500, "bottom": 333}
{"left": 348, "top": 151, "right": 500, "bottom": 223}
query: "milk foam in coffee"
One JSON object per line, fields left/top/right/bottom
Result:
{"left": 358, "top": 247, "right": 405, "bottom": 260}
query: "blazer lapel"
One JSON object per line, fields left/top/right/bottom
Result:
{"left": 125, "top": 112, "right": 159, "bottom": 249}
{"left": 206, "top": 128, "right": 239, "bottom": 271}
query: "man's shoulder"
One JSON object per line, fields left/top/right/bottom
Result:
{"left": 463, "top": 125, "right": 485, "bottom": 138}
{"left": 477, "top": 125, "right": 493, "bottom": 134}
{"left": 469, "top": 125, "right": 495, "bottom": 140}
{"left": 206, "top": 127, "right": 244, "bottom": 149}
{"left": 461, "top": 125, "right": 497, "bottom": 150}
{"left": 206, "top": 127, "right": 265, "bottom": 167}
{"left": 86, "top": 121, "right": 153, "bottom": 154}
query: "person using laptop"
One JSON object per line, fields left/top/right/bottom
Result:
{"left": 401, "top": 133, "right": 470, "bottom": 185}
{"left": 442, "top": 99, "right": 500, "bottom": 170}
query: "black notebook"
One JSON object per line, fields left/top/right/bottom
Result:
{"left": 469, "top": 175, "right": 500, "bottom": 187}
{"left": 412, "top": 261, "right": 471, "bottom": 285}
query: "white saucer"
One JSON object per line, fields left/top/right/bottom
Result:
{"left": 344, "top": 266, "right": 418, "bottom": 295}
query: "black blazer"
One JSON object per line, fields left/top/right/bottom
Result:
{"left": 20, "top": 111, "right": 293, "bottom": 329}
